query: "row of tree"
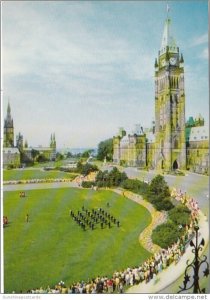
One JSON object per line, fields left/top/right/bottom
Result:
{"left": 81, "top": 167, "right": 127, "bottom": 188}
{"left": 57, "top": 138, "right": 113, "bottom": 161}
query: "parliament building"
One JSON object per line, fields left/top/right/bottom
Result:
{"left": 113, "top": 15, "right": 209, "bottom": 175}
{"left": 3, "top": 103, "right": 56, "bottom": 168}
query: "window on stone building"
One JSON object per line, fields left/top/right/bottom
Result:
{"left": 174, "top": 137, "right": 178, "bottom": 149}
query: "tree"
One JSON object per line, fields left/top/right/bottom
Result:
{"left": 76, "top": 161, "right": 83, "bottom": 173}
{"left": 66, "top": 152, "right": 73, "bottom": 158}
{"left": 149, "top": 175, "right": 170, "bottom": 198}
{"left": 37, "top": 154, "right": 49, "bottom": 162}
{"left": 97, "top": 138, "right": 113, "bottom": 161}
{"left": 31, "top": 149, "right": 39, "bottom": 162}
{"left": 95, "top": 167, "right": 127, "bottom": 187}
{"left": 81, "top": 163, "right": 98, "bottom": 176}
{"left": 56, "top": 152, "right": 64, "bottom": 160}
{"left": 108, "top": 167, "right": 127, "bottom": 186}
{"left": 82, "top": 149, "right": 94, "bottom": 158}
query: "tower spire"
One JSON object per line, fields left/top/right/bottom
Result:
{"left": 4, "top": 101, "right": 14, "bottom": 147}
{"left": 7, "top": 102, "right": 11, "bottom": 113}
{"left": 160, "top": 3, "right": 178, "bottom": 55}
{"left": 166, "top": 1, "right": 170, "bottom": 19}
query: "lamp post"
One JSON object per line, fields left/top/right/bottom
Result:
{"left": 178, "top": 226, "right": 209, "bottom": 293}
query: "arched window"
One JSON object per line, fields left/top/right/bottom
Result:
{"left": 174, "top": 137, "right": 178, "bottom": 149}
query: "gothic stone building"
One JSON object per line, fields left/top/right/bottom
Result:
{"left": 113, "top": 15, "right": 209, "bottom": 175}
{"left": 3, "top": 103, "right": 20, "bottom": 168}
{"left": 3, "top": 103, "right": 56, "bottom": 168}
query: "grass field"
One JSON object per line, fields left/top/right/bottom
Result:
{"left": 4, "top": 188, "right": 152, "bottom": 293}
{"left": 3, "top": 169, "right": 78, "bottom": 181}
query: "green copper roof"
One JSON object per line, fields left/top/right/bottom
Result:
{"left": 160, "top": 18, "right": 178, "bottom": 55}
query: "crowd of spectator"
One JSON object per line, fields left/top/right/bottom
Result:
{"left": 171, "top": 188, "right": 200, "bottom": 226}
{"left": 24, "top": 237, "right": 187, "bottom": 294}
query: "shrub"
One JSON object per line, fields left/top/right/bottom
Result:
{"left": 152, "top": 222, "right": 183, "bottom": 249}
{"left": 153, "top": 198, "right": 174, "bottom": 211}
{"left": 81, "top": 163, "right": 98, "bottom": 176}
{"left": 7, "top": 164, "right": 14, "bottom": 170}
{"left": 168, "top": 205, "right": 191, "bottom": 226}
{"left": 121, "top": 179, "right": 149, "bottom": 194}
{"left": 95, "top": 167, "right": 128, "bottom": 187}
{"left": 81, "top": 181, "right": 95, "bottom": 188}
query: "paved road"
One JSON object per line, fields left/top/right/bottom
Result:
{"left": 3, "top": 181, "right": 79, "bottom": 192}
{"left": 4, "top": 167, "right": 209, "bottom": 216}
{"left": 101, "top": 166, "right": 209, "bottom": 215}
{"left": 124, "top": 168, "right": 209, "bottom": 217}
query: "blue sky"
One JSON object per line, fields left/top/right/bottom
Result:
{"left": 2, "top": 1, "right": 209, "bottom": 148}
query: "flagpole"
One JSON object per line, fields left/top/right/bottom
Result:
{"left": 167, "top": 1, "right": 170, "bottom": 19}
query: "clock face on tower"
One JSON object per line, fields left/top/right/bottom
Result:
{"left": 170, "top": 57, "right": 177, "bottom": 65}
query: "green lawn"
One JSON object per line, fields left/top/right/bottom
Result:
{"left": 4, "top": 188, "right": 152, "bottom": 293}
{"left": 3, "top": 169, "right": 77, "bottom": 181}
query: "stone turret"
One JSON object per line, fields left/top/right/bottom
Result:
{"left": 4, "top": 102, "right": 14, "bottom": 147}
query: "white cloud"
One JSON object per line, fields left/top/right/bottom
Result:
{"left": 2, "top": 3, "right": 131, "bottom": 79}
{"left": 200, "top": 47, "right": 208, "bottom": 60}
{"left": 124, "top": 53, "right": 154, "bottom": 81}
{"left": 190, "top": 33, "right": 208, "bottom": 47}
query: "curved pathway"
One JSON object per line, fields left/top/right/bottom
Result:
{"left": 112, "top": 188, "right": 167, "bottom": 253}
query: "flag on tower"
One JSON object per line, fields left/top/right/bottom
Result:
{"left": 167, "top": 3, "right": 170, "bottom": 13}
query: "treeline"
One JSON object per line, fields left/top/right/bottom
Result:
{"left": 81, "top": 167, "right": 127, "bottom": 188}
{"left": 59, "top": 162, "right": 98, "bottom": 176}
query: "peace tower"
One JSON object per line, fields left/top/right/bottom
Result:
{"left": 154, "top": 15, "right": 186, "bottom": 171}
